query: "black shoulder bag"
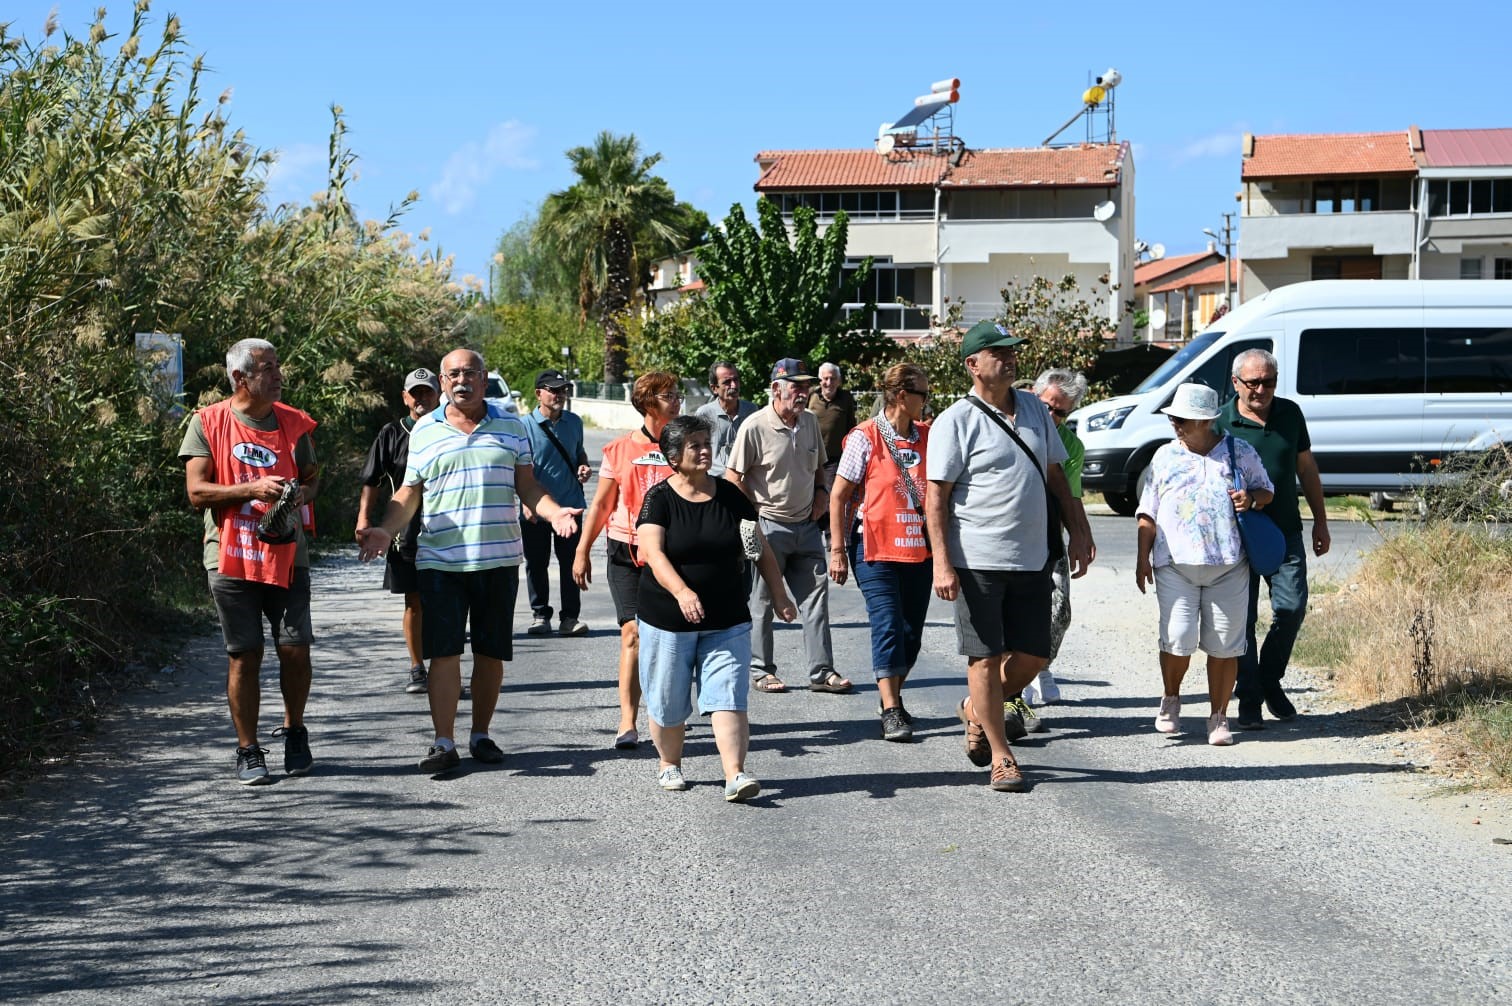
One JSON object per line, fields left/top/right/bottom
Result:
{"left": 965, "top": 395, "right": 1066, "bottom": 562}
{"left": 537, "top": 418, "right": 579, "bottom": 471}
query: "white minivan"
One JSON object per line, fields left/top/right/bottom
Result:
{"left": 1071, "top": 280, "right": 1512, "bottom": 515}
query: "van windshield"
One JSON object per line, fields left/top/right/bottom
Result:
{"left": 1132, "top": 330, "right": 1224, "bottom": 393}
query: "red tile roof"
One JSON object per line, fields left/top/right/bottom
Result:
{"left": 1242, "top": 131, "right": 1416, "bottom": 179}
{"left": 1148, "top": 259, "right": 1238, "bottom": 294}
{"left": 1420, "top": 128, "right": 1512, "bottom": 168}
{"left": 753, "top": 143, "right": 1127, "bottom": 191}
{"left": 1133, "top": 251, "right": 1217, "bottom": 287}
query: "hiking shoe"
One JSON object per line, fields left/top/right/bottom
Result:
{"left": 405, "top": 663, "right": 428, "bottom": 694}
{"left": 1034, "top": 671, "right": 1062, "bottom": 704}
{"left": 526, "top": 616, "right": 552, "bottom": 636}
{"left": 468, "top": 736, "right": 504, "bottom": 764}
{"left": 657, "top": 765, "right": 688, "bottom": 791}
{"left": 1236, "top": 701, "right": 1266, "bottom": 730}
{"left": 878, "top": 700, "right": 915, "bottom": 726}
{"left": 990, "top": 754, "right": 1027, "bottom": 792}
{"left": 1208, "top": 713, "right": 1235, "bottom": 746}
{"left": 271, "top": 724, "right": 313, "bottom": 776}
{"left": 235, "top": 745, "right": 271, "bottom": 786}
{"left": 1006, "top": 696, "right": 1046, "bottom": 734}
{"left": 419, "top": 743, "right": 461, "bottom": 774}
{"left": 880, "top": 706, "right": 913, "bottom": 743}
{"left": 1155, "top": 695, "right": 1181, "bottom": 735}
{"left": 1002, "top": 703, "right": 1028, "bottom": 743}
{"left": 1264, "top": 685, "right": 1297, "bottom": 721}
{"left": 559, "top": 618, "right": 589, "bottom": 637}
{"left": 724, "top": 772, "right": 761, "bottom": 802}
{"left": 958, "top": 698, "right": 992, "bottom": 766}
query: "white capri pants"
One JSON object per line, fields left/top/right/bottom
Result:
{"left": 1154, "top": 561, "right": 1250, "bottom": 658}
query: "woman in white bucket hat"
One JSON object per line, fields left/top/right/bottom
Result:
{"left": 1134, "top": 383, "right": 1275, "bottom": 745}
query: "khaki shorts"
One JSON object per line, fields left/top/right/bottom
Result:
{"left": 1154, "top": 561, "right": 1250, "bottom": 658}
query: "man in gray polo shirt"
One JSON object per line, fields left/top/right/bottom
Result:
{"left": 725, "top": 357, "right": 850, "bottom": 694}
{"left": 925, "top": 321, "right": 1094, "bottom": 791}
{"left": 694, "top": 360, "right": 758, "bottom": 478}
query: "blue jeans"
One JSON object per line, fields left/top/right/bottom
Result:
{"left": 848, "top": 532, "right": 932, "bottom": 680}
{"left": 1236, "top": 528, "right": 1308, "bottom": 704}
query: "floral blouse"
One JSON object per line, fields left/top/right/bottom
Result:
{"left": 1137, "top": 434, "right": 1273, "bottom": 568}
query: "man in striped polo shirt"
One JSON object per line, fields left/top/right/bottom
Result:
{"left": 358, "top": 349, "right": 583, "bottom": 774}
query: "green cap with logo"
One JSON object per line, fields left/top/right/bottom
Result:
{"left": 959, "top": 320, "right": 1026, "bottom": 359}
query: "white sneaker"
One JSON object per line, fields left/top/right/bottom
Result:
{"left": 656, "top": 765, "right": 688, "bottom": 791}
{"left": 1035, "top": 670, "right": 1062, "bottom": 704}
{"left": 1155, "top": 695, "right": 1181, "bottom": 734}
{"left": 1022, "top": 681, "right": 1040, "bottom": 706}
{"left": 1207, "top": 713, "right": 1235, "bottom": 746}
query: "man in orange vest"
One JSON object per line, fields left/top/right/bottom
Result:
{"left": 181, "top": 338, "right": 321, "bottom": 785}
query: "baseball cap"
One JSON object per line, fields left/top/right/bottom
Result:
{"left": 959, "top": 320, "right": 1026, "bottom": 359}
{"left": 535, "top": 368, "right": 571, "bottom": 390}
{"left": 404, "top": 368, "right": 440, "bottom": 393}
{"left": 769, "top": 357, "right": 814, "bottom": 382}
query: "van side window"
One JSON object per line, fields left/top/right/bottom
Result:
{"left": 1426, "top": 327, "right": 1512, "bottom": 393}
{"left": 1297, "top": 328, "right": 1424, "bottom": 395}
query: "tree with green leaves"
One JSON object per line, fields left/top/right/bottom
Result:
{"left": 536, "top": 132, "right": 688, "bottom": 384}
{"left": 694, "top": 197, "right": 893, "bottom": 380}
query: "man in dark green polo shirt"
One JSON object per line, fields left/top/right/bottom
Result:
{"left": 1217, "top": 348, "right": 1331, "bottom": 729}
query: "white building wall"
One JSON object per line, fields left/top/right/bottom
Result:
{"left": 943, "top": 255, "right": 1115, "bottom": 327}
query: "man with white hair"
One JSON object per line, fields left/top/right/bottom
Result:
{"left": 181, "top": 338, "right": 320, "bottom": 785}
{"left": 1217, "top": 347, "right": 1331, "bottom": 729}
{"left": 808, "top": 362, "right": 857, "bottom": 489}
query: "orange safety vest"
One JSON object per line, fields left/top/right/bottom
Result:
{"left": 602, "top": 429, "right": 672, "bottom": 549}
{"left": 857, "top": 419, "right": 930, "bottom": 564}
{"left": 199, "top": 400, "right": 317, "bottom": 587}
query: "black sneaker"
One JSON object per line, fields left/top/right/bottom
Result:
{"left": 405, "top": 664, "right": 428, "bottom": 694}
{"left": 1264, "top": 686, "right": 1297, "bottom": 721}
{"left": 1236, "top": 702, "right": 1266, "bottom": 730}
{"left": 880, "top": 706, "right": 913, "bottom": 743}
{"left": 419, "top": 744, "right": 461, "bottom": 774}
{"left": 469, "top": 736, "right": 504, "bottom": 764}
{"left": 235, "top": 745, "right": 272, "bottom": 785}
{"left": 878, "top": 699, "right": 915, "bottom": 727}
{"left": 271, "top": 724, "right": 313, "bottom": 775}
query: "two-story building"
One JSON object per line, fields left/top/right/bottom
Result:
{"left": 752, "top": 143, "right": 1135, "bottom": 342}
{"left": 1239, "top": 126, "right": 1512, "bottom": 299}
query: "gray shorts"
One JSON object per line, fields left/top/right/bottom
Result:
{"left": 953, "top": 565, "right": 1052, "bottom": 660}
{"left": 208, "top": 567, "right": 314, "bottom": 654}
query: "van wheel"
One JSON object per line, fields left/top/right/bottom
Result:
{"left": 1102, "top": 489, "right": 1138, "bottom": 516}
{"left": 1368, "top": 492, "right": 1394, "bottom": 513}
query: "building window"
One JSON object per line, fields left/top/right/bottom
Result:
{"left": 772, "top": 190, "right": 924, "bottom": 221}
{"left": 1426, "top": 178, "right": 1512, "bottom": 218}
{"left": 1312, "top": 255, "right": 1383, "bottom": 280}
{"left": 841, "top": 258, "right": 933, "bottom": 331}
{"left": 1313, "top": 178, "right": 1381, "bottom": 213}
{"left": 1497, "top": 258, "right": 1512, "bottom": 280}
{"left": 1461, "top": 258, "right": 1484, "bottom": 280}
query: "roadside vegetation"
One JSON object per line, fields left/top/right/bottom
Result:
{"left": 0, "top": 4, "right": 464, "bottom": 781}
{"left": 1295, "top": 447, "right": 1512, "bottom": 784}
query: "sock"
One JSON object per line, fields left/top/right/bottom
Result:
{"left": 470, "top": 731, "right": 489, "bottom": 746}
{"left": 434, "top": 737, "right": 455, "bottom": 752}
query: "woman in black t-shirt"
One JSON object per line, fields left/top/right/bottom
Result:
{"left": 635, "top": 415, "right": 796, "bottom": 802}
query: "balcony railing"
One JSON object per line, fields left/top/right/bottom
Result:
{"left": 843, "top": 303, "right": 932, "bottom": 332}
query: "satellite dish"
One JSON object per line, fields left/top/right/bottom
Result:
{"left": 1093, "top": 200, "right": 1115, "bottom": 222}
{"left": 1148, "top": 308, "right": 1168, "bottom": 332}
{"left": 1150, "top": 243, "right": 1166, "bottom": 260}
{"left": 876, "top": 134, "right": 896, "bottom": 155}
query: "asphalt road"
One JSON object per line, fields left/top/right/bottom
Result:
{"left": 2, "top": 428, "right": 1508, "bottom": 1004}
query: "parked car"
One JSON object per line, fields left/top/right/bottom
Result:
{"left": 484, "top": 371, "right": 520, "bottom": 414}
{"left": 1071, "top": 280, "right": 1512, "bottom": 515}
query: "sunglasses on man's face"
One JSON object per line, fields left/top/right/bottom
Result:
{"left": 1236, "top": 375, "right": 1277, "bottom": 390}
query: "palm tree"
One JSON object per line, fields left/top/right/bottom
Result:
{"left": 537, "top": 132, "right": 686, "bottom": 384}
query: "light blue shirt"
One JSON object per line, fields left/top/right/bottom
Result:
{"left": 522, "top": 406, "right": 587, "bottom": 510}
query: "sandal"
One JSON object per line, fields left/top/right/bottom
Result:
{"left": 808, "top": 668, "right": 853, "bottom": 694}
{"left": 958, "top": 697, "right": 992, "bottom": 767}
{"left": 990, "top": 753, "right": 1027, "bottom": 792}
{"left": 752, "top": 673, "right": 788, "bottom": 693}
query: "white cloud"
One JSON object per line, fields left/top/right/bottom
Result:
{"left": 430, "top": 120, "right": 540, "bottom": 215}
{"left": 261, "top": 143, "right": 327, "bottom": 206}
{"left": 1173, "top": 130, "right": 1245, "bottom": 164}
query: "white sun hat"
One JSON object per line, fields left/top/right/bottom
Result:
{"left": 1160, "top": 382, "right": 1221, "bottom": 421}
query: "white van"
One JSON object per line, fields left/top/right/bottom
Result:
{"left": 1071, "top": 280, "right": 1512, "bottom": 515}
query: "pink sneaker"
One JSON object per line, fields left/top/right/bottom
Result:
{"left": 1155, "top": 695, "right": 1181, "bottom": 734}
{"left": 1207, "top": 713, "right": 1235, "bottom": 746}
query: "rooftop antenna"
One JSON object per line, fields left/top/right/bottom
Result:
{"left": 1042, "top": 67, "right": 1121, "bottom": 147}
{"left": 877, "top": 78, "right": 963, "bottom": 156}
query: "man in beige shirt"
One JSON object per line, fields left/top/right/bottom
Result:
{"left": 725, "top": 358, "right": 850, "bottom": 694}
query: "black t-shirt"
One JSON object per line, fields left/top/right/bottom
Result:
{"left": 636, "top": 478, "right": 758, "bottom": 633}
{"left": 360, "top": 418, "right": 424, "bottom": 561}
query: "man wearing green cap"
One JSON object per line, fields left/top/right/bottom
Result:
{"left": 925, "top": 321, "right": 1095, "bottom": 792}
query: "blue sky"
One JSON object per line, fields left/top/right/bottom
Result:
{"left": 14, "top": 1, "right": 1512, "bottom": 286}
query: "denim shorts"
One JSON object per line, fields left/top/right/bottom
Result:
{"left": 637, "top": 619, "right": 751, "bottom": 726}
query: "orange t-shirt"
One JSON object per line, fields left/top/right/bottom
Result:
{"left": 599, "top": 429, "right": 672, "bottom": 544}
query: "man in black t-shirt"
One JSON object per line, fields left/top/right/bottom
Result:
{"left": 357, "top": 368, "right": 440, "bottom": 694}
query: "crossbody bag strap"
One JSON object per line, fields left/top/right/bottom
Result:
{"left": 1225, "top": 435, "right": 1242, "bottom": 492}
{"left": 537, "top": 418, "right": 578, "bottom": 471}
{"left": 965, "top": 394, "right": 1048, "bottom": 488}
{"left": 873, "top": 415, "right": 924, "bottom": 515}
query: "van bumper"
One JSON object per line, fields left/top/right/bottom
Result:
{"left": 1081, "top": 448, "right": 1139, "bottom": 493}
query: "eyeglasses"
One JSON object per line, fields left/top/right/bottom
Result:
{"left": 717, "top": 378, "right": 740, "bottom": 387}
{"left": 443, "top": 368, "right": 482, "bottom": 381}
{"left": 1169, "top": 416, "right": 1190, "bottom": 427}
{"left": 1235, "top": 376, "right": 1277, "bottom": 390}
{"left": 902, "top": 387, "right": 930, "bottom": 399}
{"left": 1046, "top": 406, "right": 1070, "bottom": 419}
{"left": 539, "top": 385, "right": 570, "bottom": 395}
{"left": 655, "top": 392, "right": 683, "bottom": 402}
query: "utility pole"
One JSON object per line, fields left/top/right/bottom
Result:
{"left": 1203, "top": 212, "right": 1236, "bottom": 310}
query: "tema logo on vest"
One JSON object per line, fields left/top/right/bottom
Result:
{"left": 896, "top": 449, "right": 921, "bottom": 469}
{"left": 631, "top": 450, "right": 668, "bottom": 467}
{"left": 233, "top": 442, "right": 279, "bottom": 468}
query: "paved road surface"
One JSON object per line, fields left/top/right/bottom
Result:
{"left": 2, "top": 428, "right": 1507, "bottom": 1004}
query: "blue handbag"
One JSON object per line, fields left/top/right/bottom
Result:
{"left": 1226, "top": 436, "right": 1286, "bottom": 576}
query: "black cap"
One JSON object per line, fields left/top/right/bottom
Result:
{"left": 535, "top": 369, "right": 571, "bottom": 390}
